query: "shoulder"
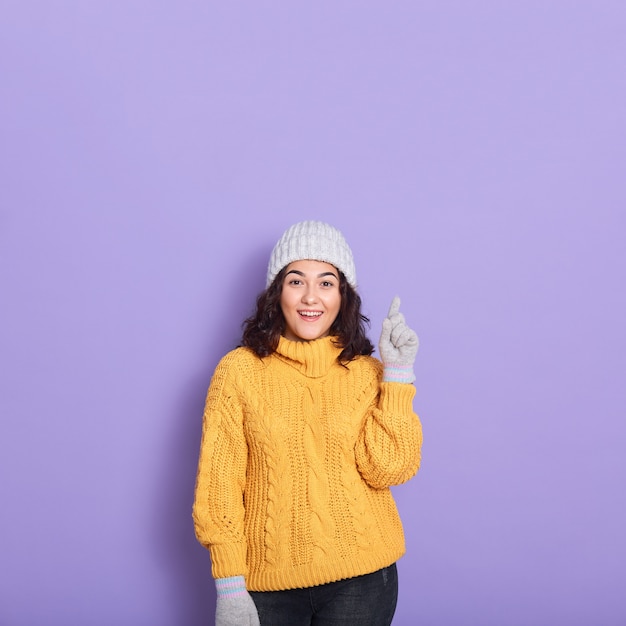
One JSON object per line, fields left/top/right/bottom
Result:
{"left": 214, "top": 346, "right": 266, "bottom": 377}
{"left": 346, "top": 354, "right": 383, "bottom": 379}
{"left": 207, "top": 347, "right": 267, "bottom": 401}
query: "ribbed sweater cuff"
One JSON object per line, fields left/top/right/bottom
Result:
{"left": 379, "top": 379, "right": 417, "bottom": 410}
{"left": 209, "top": 542, "right": 247, "bottom": 580}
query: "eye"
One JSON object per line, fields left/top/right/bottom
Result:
{"left": 321, "top": 280, "right": 335, "bottom": 288}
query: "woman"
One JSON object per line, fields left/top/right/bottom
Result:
{"left": 193, "top": 220, "right": 422, "bottom": 625}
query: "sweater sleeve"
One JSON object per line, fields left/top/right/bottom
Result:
{"left": 355, "top": 381, "right": 423, "bottom": 489}
{"left": 192, "top": 356, "right": 249, "bottom": 579}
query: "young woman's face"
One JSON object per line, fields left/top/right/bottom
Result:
{"left": 280, "top": 260, "right": 342, "bottom": 342}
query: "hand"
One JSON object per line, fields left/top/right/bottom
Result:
{"left": 215, "top": 576, "right": 260, "bottom": 626}
{"left": 378, "top": 296, "right": 419, "bottom": 383}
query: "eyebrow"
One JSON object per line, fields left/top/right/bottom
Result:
{"left": 285, "top": 269, "right": 339, "bottom": 279}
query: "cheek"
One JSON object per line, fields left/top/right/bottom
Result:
{"left": 280, "top": 291, "right": 294, "bottom": 311}
{"left": 279, "top": 289, "right": 289, "bottom": 311}
{"left": 279, "top": 302, "right": 290, "bottom": 322}
{"left": 328, "top": 294, "right": 342, "bottom": 316}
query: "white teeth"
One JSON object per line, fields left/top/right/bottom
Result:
{"left": 299, "top": 311, "right": 322, "bottom": 317}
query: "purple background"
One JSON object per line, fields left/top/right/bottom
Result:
{"left": 2, "top": 2, "right": 625, "bottom": 625}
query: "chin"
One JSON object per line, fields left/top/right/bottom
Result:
{"left": 298, "top": 332, "right": 324, "bottom": 342}
{"left": 288, "top": 326, "right": 330, "bottom": 342}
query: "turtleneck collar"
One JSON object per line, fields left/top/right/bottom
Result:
{"left": 275, "top": 335, "right": 343, "bottom": 378}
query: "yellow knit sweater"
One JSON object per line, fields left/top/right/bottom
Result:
{"left": 192, "top": 335, "right": 422, "bottom": 592}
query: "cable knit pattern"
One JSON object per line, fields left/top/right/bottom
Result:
{"left": 192, "top": 336, "right": 422, "bottom": 592}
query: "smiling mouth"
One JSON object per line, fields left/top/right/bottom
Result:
{"left": 298, "top": 310, "right": 322, "bottom": 319}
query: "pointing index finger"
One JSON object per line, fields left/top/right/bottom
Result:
{"left": 387, "top": 296, "right": 401, "bottom": 318}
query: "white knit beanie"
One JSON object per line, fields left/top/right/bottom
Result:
{"left": 266, "top": 220, "right": 357, "bottom": 288}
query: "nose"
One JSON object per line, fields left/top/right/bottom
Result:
{"left": 301, "top": 286, "right": 318, "bottom": 304}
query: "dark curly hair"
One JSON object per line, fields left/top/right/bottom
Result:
{"left": 241, "top": 267, "right": 374, "bottom": 362}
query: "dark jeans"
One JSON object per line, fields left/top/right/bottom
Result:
{"left": 249, "top": 563, "right": 398, "bottom": 625}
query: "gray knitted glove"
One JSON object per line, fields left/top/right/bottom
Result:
{"left": 215, "top": 576, "right": 260, "bottom": 626}
{"left": 378, "top": 296, "right": 419, "bottom": 384}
